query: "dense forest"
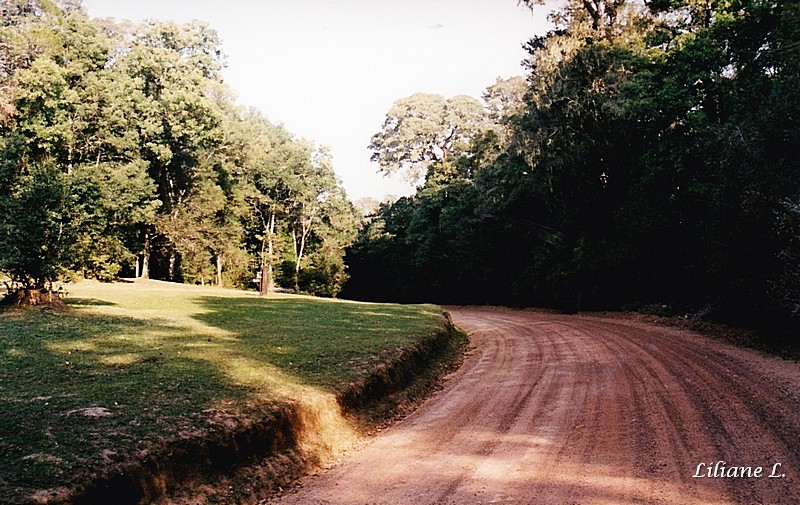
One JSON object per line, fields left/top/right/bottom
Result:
{"left": 344, "top": 0, "right": 800, "bottom": 338}
{"left": 0, "top": 0, "right": 359, "bottom": 299}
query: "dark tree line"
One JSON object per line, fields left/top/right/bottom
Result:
{"left": 345, "top": 0, "right": 800, "bottom": 338}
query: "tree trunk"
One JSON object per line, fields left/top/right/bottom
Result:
{"left": 292, "top": 214, "right": 312, "bottom": 294}
{"left": 259, "top": 261, "right": 271, "bottom": 296}
{"left": 141, "top": 234, "right": 151, "bottom": 279}
{"left": 259, "top": 234, "right": 273, "bottom": 296}
{"left": 3, "top": 288, "right": 67, "bottom": 309}
{"left": 216, "top": 254, "right": 224, "bottom": 287}
{"left": 292, "top": 228, "right": 300, "bottom": 293}
{"left": 259, "top": 211, "right": 277, "bottom": 296}
{"left": 169, "top": 253, "right": 176, "bottom": 281}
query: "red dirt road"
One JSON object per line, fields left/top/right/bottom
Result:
{"left": 273, "top": 308, "right": 800, "bottom": 504}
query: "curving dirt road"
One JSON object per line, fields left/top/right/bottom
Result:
{"left": 273, "top": 307, "right": 800, "bottom": 504}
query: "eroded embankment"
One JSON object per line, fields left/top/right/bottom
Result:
{"left": 30, "top": 313, "right": 465, "bottom": 505}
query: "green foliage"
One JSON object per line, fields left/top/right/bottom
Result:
{"left": 68, "top": 161, "right": 160, "bottom": 280}
{"left": 347, "top": 0, "right": 800, "bottom": 336}
{"left": 368, "top": 92, "right": 488, "bottom": 185}
{"left": 774, "top": 197, "right": 800, "bottom": 318}
{"left": 0, "top": 3, "right": 357, "bottom": 295}
{"left": 0, "top": 162, "right": 74, "bottom": 289}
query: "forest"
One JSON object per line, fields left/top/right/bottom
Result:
{"left": 2, "top": 0, "right": 799, "bottom": 341}
{"left": 1, "top": 0, "right": 359, "bottom": 299}
{"left": 344, "top": 0, "right": 800, "bottom": 339}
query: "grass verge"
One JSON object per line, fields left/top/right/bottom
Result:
{"left": 0, "top": 280, "right": 464, "bottom": 504}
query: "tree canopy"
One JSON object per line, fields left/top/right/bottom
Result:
{"left": 368, "top": 92, "right": 488, "bottom": 185}
{"left": 0, "top": 0, "right": 358, "bottom": 299}
{"left": 346, "top": 0, "right": 800, "bottom": 340}
{"left": 3, "top": 0, "right": 799, "bottom": 337}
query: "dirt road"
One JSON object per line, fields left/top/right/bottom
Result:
{"left": 273, "top": 307, "right": 800, "bottom": 504}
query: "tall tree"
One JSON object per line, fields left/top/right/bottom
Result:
{"left": 368, "top": 92, "right": 487, "bottom": 185}
{"left": 0, "top": 162, "right": 75, "bottom": 302}
{"left": 349, "top": 0, "right": 800, "bottom": 340}
{"left": 119, "top": 20, "right": 226, "bottom": 278}
{"left": 283, "top": 145, "right": 357, "bottom": 296}
{"left": 1, "top": 3, "right": 161, "bottom": 294}
{"left": 285, "top": 144, "right": 335, "bottom": 292}
{"left": 233, "top": 111, "right": 294, "bottom": 295}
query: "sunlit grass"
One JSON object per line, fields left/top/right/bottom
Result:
{"left": 0, "top": 280, "right": 450, "bottom": 500}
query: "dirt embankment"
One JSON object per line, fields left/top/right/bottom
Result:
{"left": 31, "top": 315, "right": 465, "bottom": 505}
{"left": 273, "top": 307, "right": 800, "bottom": 505}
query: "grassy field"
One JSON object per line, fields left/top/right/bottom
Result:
{"left": 0, "top": 280, "right": 451, "bottom": 501}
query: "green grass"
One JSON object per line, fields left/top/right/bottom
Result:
{"left": 0, "top": 280, "right": 448, "bottom": 500}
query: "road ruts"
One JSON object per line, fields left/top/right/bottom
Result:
{"left": 272, "top": 307, "right": 800, "bottom": 504}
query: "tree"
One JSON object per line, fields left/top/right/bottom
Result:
{"left": 0, "top": 0, "right": 65, "bottom": 123}
{"left": 285, "top": 144, "right": 338, "bottom": 292}
{"left": 288, "top": 154, "right": 359, "bottom": 298}
{"left": 119, "top": 20, "right": 227, "bottom": 278}
{"left": 1, "top": 4, "right": 162, "bottom": 297}
{"left": 368, "top": 92, "right": 487, "bottom": 185}
{"left": 483, "top": 76, "right": 526, "bottom": 118}
{"left": 1, "top": 1, "right": 360, "bottom": 301}
{"left": 233, "top": 111, "right": 294, "bottom": 295}
{"left": 69, "top": 160, "right": 160, "bottom": 280}
{"left": 0, "top": 162, "right": 75, "bottom": 303}
{"left": 349, "top": 0, "right": 800, "bottom": 342}
{"left": 311, "top": 188, "right": 359, "bottom": 297}
{"left": 519, "top": 0, "right": 628, "bottom": 37}
{"left": 774, "top": 197, "right": 800, "bottom": 319}
{"left": 232, "top": 113, "right": 357, "bottom": 297}
{"left": 156, "top": 176, "right": 225, "bottom": 285}
{"left": 348, "top": 76, "right": 548, "bottom": 304}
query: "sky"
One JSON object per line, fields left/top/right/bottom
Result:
{"left": 80, "top": 0, "right": 553, "bottom": 201}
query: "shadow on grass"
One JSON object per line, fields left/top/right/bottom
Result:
{"left": 66, "top": 298, "right": 118, "bottom": 307}
{"left": 192, "top": 295, "right": 445, "bottom": 390}
{"left": 0, "top": 291, "right": 445, "bottom": 503}
{"left": 0, "top": 308, "right": 254, "bottom": 498}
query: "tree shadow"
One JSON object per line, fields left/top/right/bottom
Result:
{"left": 0, "top": 307, "right": 255, "bottom": 498}
{"left": 0, "top": 291, "right": 445, "bottom": 503}
{"left": 65, "top": 297, "right": 118, "bottom": 306}
{"left": 192, "top": 295, "right": 444, "bottom": 390}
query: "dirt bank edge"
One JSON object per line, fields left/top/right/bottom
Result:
{"left": 28, "top": 310, "right": 466, "bottom": 505}
{"left": 339, "top": 311, "right": 467, "bottom": 424}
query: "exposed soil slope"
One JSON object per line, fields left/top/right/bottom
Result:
{"left": 273, "top": 307, "right": 800, "bottom": 504}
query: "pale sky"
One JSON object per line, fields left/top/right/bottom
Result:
{"left": 80, "top": 0, "right": 552, "bottom": 201}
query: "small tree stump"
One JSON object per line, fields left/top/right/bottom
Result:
{"left": 2, "top": 288, "right": 68, "bottom": 310}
